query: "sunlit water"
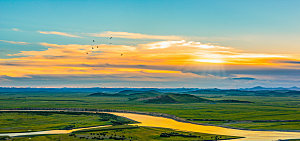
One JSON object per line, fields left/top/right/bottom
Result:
{"left": 110, "top": 112, "right": 300, "bottom": 141}
{"left": 0, "top": 110, "right": 300, "bottom": 141}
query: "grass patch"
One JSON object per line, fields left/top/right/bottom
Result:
{"left": 0, "top": 111, "right": 134, "bottom": 133}
{"left": 11, "top": 125, "right": 241, "bottom": 141}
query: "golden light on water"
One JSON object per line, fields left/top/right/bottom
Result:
{"left": 110, "top": 112, "right": 300, "bottom": 141}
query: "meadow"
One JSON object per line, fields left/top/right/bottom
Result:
{"left": 0, "top": 91, "right": 299, "bottom": 131}
{"left": 0, "top": 111, "right": 133, "bottom": 133}
{"left": 8, "top": 125, "right": 240, "bottom": 141}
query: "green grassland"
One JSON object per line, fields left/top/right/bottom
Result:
{"left": 0, "top": 111, "right": 134, "bottom": 133}
{"left": 0, "top": 91, "right": 299, "bottom": 131}
{"left": 9, "top": 125, "right": 241, "bottom": 141}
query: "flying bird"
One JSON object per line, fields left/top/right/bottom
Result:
{"left": 93, "top": 40, "right": 95, "bottom": 42}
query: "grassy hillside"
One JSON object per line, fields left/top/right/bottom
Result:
{"left": 137, "top": 93, "right": 252, "bottom": 104}
{"left": 216, "top": 100, "right": 253, "bottom": 103}
{"left": 87, "top": 92, "right": 124, "bottom": 97}
{"left": 88, "top": 91, "right": 254, "bottom": 104}
{"left": 143, "top": 94, "right": 212, "bottom": 103}
{"left": 117, "top": 90, "right": 160, "bottom": 95}
{"left": 88, "top": 90, "right": 161, "bottom": 98}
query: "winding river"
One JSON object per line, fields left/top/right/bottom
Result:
{"left": 1, "top": 110, "right": 300, "bottom": 141}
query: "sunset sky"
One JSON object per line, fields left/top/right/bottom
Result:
{"left": 1, "top": 0, "right": 300, "bottom": 88}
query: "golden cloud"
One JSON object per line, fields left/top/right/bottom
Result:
{"left": 0, "top": 40, "right": 296, "bottom": 78}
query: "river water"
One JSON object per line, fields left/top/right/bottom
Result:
{"left": 0, "top": 110, "right": 300, "bottom": 141}
{"left": 110, "top": 112, "right": 300, "bottom": 141}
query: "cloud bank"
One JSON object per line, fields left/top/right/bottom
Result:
{"left": 1, "top": 37, "right": 299, "bottom": 87}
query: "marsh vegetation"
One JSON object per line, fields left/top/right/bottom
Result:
{"left": 0, "top": 88, "right": 299, "bottom": 131}
{"left": 0, "top": 111, "right": 134, "bottom": 133}
{"left": 10, "top": 125, "right": 240, "bottom": 141}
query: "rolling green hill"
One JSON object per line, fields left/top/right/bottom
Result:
{"left": 88, "top": 92, "right": 254, "bottom": 104}
{"left": 87, "top": 92, "right": 124, "bottom": 97}
{"left": 142, "top": 94, "right": 213, "bottom": 104}
{"left": 216, "top": 100, "right": 254, "bottom": 103}
{"left": 88, "top": 90, "right": 162, "bottom": 98}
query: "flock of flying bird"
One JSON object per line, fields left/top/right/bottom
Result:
{"left": 86, "top": 37, "right": 123, "bottom": 56}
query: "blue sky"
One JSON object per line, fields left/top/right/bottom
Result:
{"left": 1, "top": 0, "right": 300, "bottom": 88}
{"left": 2, "top": 0, "right": 300, "bottom": 50}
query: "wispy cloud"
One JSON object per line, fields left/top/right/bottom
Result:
{"left": 0, "top": 40, "right": 30, "bottom": 45}
{"left": 89, "top": 31, "right": 182, "bottom": 40}
{"left": 12, "top": 28, "right": 20, "bottom": 31}
{"left": 38, "top": 31, "right": 81, "bottom": 38}
{"left": 231, "top": 77, "right": 256, "bottom": 80}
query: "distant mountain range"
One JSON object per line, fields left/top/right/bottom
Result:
{"left": 239, "top": 86, "right": 300, "bottom": 91}
{"left": 0, "top": 87, "right": 197, "bottom": 93}
{"left": 88, "top": 90, "right": 254, "bottom": 104}
{"left": 0, "top": 86, "right": 299, "bottom": 93}
{"left": 87, "top": 90, "right": 161, "bottom": 98}
{"left": 3, "top": 87, "right": 297, "bottom": 103}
